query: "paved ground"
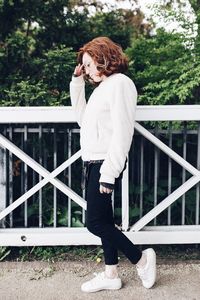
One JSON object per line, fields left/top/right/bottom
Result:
{"left": 0, "top": 260, "right": 199, "bottom": 300}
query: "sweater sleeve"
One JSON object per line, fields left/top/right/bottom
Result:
{"left": 69, "top": 75, "right": 86, "bottom": 127}
{"left": 99, "top": 77, "right": 137, "bottom": 184}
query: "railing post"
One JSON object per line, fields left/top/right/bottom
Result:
{"left": 122, "top": 162, "right": 129, "bottom": 231}
{"left": 0, "top": 140, "right": 6, "bottom": 228}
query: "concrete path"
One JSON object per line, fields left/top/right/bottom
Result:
{"left": 0, "top": 260, "right": 199, "bottom": 300}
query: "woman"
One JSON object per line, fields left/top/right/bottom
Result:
{"left": 70, "top": 36, "right": 156, "bottom": 293}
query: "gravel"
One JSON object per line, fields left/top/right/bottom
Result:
{"left": 0, "top": 260, "right": 199, "bottom": 300}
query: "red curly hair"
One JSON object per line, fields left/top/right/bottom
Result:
{"left": 77, "top": 37, "right": 128, "bottom": 80}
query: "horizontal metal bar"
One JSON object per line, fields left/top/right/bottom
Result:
{"left": 2, "top": 127, "right": 200, "bottom": 135}
{"left": 5, "top": 128, "right": 80, "bottom": 134}
{"left": 143, "top": 225, "right": 200, "bottom": 231}
{"left": 0, "top": 227, "right": 200, "bottom": 246}
{"left": 135, "top": 105, "right": 200, "bottom": 121}
{"left": 0, "top": 105, "right": 200, "bottom": 123}
{"left": 129, "top": 230, "right": 200, "bottom": 244}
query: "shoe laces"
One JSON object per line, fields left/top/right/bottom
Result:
{"left": 92, "top": 272, "right": 105, "bottom": 281}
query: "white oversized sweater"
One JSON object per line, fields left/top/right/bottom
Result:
{"left": 69, "top": 73, "right": 137, "bottom": 184}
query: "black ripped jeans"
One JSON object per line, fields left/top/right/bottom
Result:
{"left": 85, "top": 162, "right": 142, "bottom": 265}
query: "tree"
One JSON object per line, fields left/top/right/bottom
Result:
{"left": 128, "top": 29, "right": 200, "bottom": 104}
{"left": 90, "top": 7, "right": 151, "bottom": 49}
{"left": 126, "top": 0, "right": 200, "bottom": 105}
{"left": 0, "top": 45, "right": 75, "bottom": 106}
{"left": 0, "top": 0, "right": 148, "bottom": 106}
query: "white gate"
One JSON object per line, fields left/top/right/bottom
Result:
{"left": 0, "top": 105, "right": 200, "bottom": 246}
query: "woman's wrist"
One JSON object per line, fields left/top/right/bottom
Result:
{"left": 73, "top": 73, "right": 79, "bottom": 77}
{"left": 100, "top": 182, "right": 114, "bottom": 190}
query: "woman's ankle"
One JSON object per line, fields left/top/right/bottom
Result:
{"left": 136, "top": 252, "right": 147, "bottom": 269}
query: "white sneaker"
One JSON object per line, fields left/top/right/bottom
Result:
{"left": 136, "top": 248, "right": 156, "bottom": 289}
{"left": 81, "top": 272, "right": 122, "bottom": 293}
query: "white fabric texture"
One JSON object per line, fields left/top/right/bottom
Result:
{"left": 70, "top": 73, "right": 137, "bottom": 184}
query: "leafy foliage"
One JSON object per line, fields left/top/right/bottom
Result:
{"left": 127, "top": 29, "right": 200, "bottom": 105}
{"left": 0, "top": 0, "right": 200, "bottom": 107}
{"left": 0, "top": 246, "right": 11, "bottom": 261}
{"left": 0, "top": 0, "right": 147, "bottom": 106}
{"left": 0, "top": 44, "right": 75, "bottom": 106}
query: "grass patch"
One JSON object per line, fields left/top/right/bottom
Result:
{"left": 0, "top": 244, "right": 200, "bottom": 263}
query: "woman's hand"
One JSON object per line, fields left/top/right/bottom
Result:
{"left": 99, "top": 184, "right": 113, "bottom": 194}
{"left": 73, "top": 63, "right": 84, "bottom": 77}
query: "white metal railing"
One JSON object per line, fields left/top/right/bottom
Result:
{"left": 0, "top": 105, "right": 200, "bottom": 246}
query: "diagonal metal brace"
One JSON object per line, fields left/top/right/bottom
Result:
{"left": 130, "top": 122, "right": 200, "bottom": 232}
{"left": 0, "top": 134, "right": 86, "bottom": 222}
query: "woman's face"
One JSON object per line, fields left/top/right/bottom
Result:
{"left": 82, "top": 52, "right": 106, "bottom": 83}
